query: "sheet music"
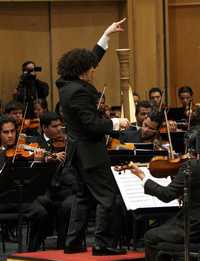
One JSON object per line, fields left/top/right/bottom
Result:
{"left": 112, "top": 166, "right": 179, "bottom": 211}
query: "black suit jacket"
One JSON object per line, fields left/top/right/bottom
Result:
{"left": 119, "top": 127, "right": 142, "bottom": 143}
{"left": 145, "top": 159, "right": 200, "bottom": 233}
{"left": 57, "top": 45, "right": 114, "bottom": 169}
{"left": 33, "top": 133, "right": 54, "bottom": 152}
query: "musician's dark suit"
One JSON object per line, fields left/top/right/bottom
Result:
{"left": 0, "top": 149, "right": 51, "bottom": 251}
{"left": 28, "top": 133, "right": 77, "bottom": 250}
{"left": 119, "top": 127, "right": 141, "bottom": 143}
{"left": 33, "top": 133, "right": 54, "bottom": 152}
{"left": 144, "top": 159, "right": 200, "bottom": 261}
{"left": 57, "top": 45, "right": 120, "bottom": 250}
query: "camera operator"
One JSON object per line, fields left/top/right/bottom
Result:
{"left": 15, "top": 61, "right": 49, "bottom": 118}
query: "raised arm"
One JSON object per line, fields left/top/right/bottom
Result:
{"left": 93, "top": 18, "right": 126, "bottom": 63}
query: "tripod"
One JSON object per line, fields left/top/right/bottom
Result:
{"left": 183, "top": 158, "right": 191, "bottom": 261}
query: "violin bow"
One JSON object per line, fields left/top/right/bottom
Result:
{"left": 97, "top": 84, "right": 106, "bottom": 110}
{"left": 159, "top": 89, "right": 166, "bottom": 112}
{"left": 97, "top": 85, "right": 110, "bottom": 145}
{"left": 187, "top": 100, "right": 192, "bottom": 130}
{"left": 164, "top": 109, "right": 174, "bottom": 159}
{"left": 12, "top": 103, "right": 28, "bottom": 164}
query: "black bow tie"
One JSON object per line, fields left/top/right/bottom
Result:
{"left": 46, "top": 139, "right": 53, "bottom": 148}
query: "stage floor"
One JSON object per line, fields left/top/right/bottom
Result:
{"left": 7, "top": 248, "right": 145, "bottom": 261}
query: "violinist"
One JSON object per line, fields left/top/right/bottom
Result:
{"left": 29, "top": 111, "right": 77, "bottom": 250}
{"left": 167, "top": 86, "right": 194, "bottom": 125}
{"left": 149, "top": 87, "right": 163, "bottom": 110}
{"left": 135, "top": 100, "right": 153, "bottom": 127}
{"left": 36, "top": 112, "right": 65, "bottom": 161}
{"left": 55, "top": 101, "right": 64, "bottom": 123}
{"left": 0, "top": 115, "right": 18, "bottom": 167}
{"left": 133, "top": 91, "right": 140, "bottom": 106}
{"left": 120, "top": 110, "right": 162, "bottom": 145}
{"left": 0, "top": 115, "right": 53, "bottom": 251}
{"left": 125, "top": 127, "right": 200, "bottom": 261}
{"left": 33, "top": 98, "right": 48, "bottom": 118}
{"left": 118, "top": 100, "right": 153, "bottom": 137}
{"left": 5, "top": 100, "right": 24, "bottom": 128}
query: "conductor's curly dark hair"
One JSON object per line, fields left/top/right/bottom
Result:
{"left": 57, "top": 48, "right": 98, "bottom": 80}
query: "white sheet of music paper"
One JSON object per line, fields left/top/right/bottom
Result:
{"left": 112, "top": 166, "right": 179, "bottom": 211}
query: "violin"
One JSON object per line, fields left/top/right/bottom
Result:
{"left": 114, "top": 154, "right": 189, "bottom": 179}
{"left": 114, "top": 161, "right": 147, "bottom": 172}
{"left": 148, "top": 154, "right": 189, "bottom": 178}
{"left": 6, "top": 142, "right": 39, "bottom": 159}
{"left": 150, "top": 110, "right": 189, "bottom": 178}
{"left": 23, "top": 118, "right": 40, "bottom": 130}
{"left": 107, "top": 138, "right": 135, "bottom": 150}
{"left": 6, "top": 147, "right": 31, "bottom": 158}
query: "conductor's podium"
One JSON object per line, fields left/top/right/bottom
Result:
{"left": 7, "top": 248, "right": 145, "bottom": 261}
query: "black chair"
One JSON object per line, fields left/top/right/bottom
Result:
{"left": 0, "top": 188, "right": 28, "bottom": 253}
{"left": 0, "top": 213, "right": 20, "bottom": 252}
{"left": 131, "top": 207, "right": 179, "bottom": 250}
{"left": 155, "top": 242, "right": 200, "bottom": 261}
{"left": 0, "top": 161, "right": 54, "bottom": 252}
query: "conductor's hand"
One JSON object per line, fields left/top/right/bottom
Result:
{"left": 104, "top": 18, "right": 126, "bottom": 37}
{"left": 119, "top": 118, "right": 129, "bottom": 129}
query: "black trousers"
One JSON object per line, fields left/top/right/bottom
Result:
{"left": 65, "top": 161, "right": 119, "bottom": 248}
{"left": 144, "top": 216, "right": 184, "bottom": 261}
{"left": 29, "top": 194, "right": 74, "bottom": 251}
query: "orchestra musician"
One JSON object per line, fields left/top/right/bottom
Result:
{"left": 27, "top": 112, "right": 78, "bottom": 251}
{"left": 0, "top": 115, "right": 53, "bottom": 251}
{"left": 119, "top": 110, "right": 163, "bottom": 145}
{"left": 168, "top": 86, "right": 194, "bottom": 124}
{"left": 56, "top": 19, "right": 129, "bottom": 256}
{"left": 0, "top": 116, "right": 18, "bottom": 149}
{"left": 5, "top": 100, "right": 24, "bottom": 127}
{"left": 33, "top": 111, "right": 66, "bottom": 159}
{"left": 5, "top": 100, "right": 41, "bottom": 136}
{"left": 55, "top": 101, "right": 64, "bottom": 123}
{"left": 149, "top": 87, "right": 163, "bottom": 109}
{"left": 126, "top": 127, "right": 200, "bottom": 261}
{"left": 33, "top": 98, "right": 48, "bottom": 118}
{"left": 133, "top": 92, "right": 140, "bottom": 106}
{"left": 135, "top": 100, "right": 153, "bottom": 127}
{"left": 0, "top": 112, "right": 69, "bottom": 251}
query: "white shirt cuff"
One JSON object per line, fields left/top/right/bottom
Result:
{"left": 97, "top": 33, "right": 110, "bottom": 50}
{"left": 111, "top": 118, "right": 120, "bottom": 130}
{"left": 141, "top": 176, "right": 149, "bottom": 187}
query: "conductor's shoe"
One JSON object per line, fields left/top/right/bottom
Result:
{"left": 92, "top": 246, "right": 127, "bottom": 256}
{"left": 64, "top": 245, "right": 87, "bottom": 254}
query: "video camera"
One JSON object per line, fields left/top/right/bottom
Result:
{"left": 20, "top": 66, "right": 42, "bottom": 82}
{"left": 25, "top": 66, "right": 42, "bottom": 74}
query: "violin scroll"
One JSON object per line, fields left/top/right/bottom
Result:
{"left": 114, "top": 161, "right": 145, "bottom": 180}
